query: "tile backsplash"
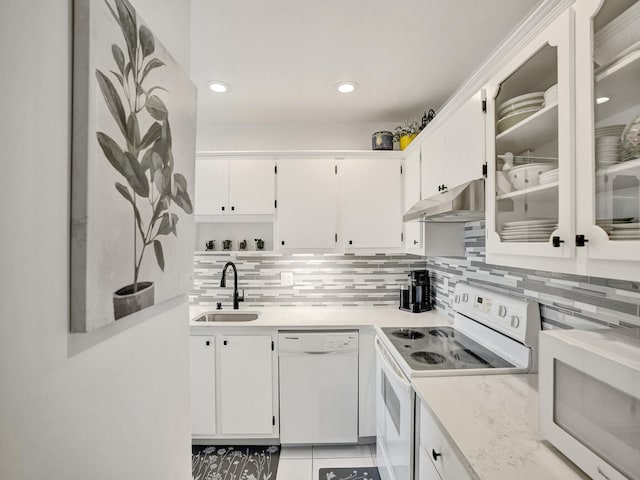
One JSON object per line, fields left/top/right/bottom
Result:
{"left": 190, "top": 221, "right": 640, "bottom": 330}
{"left": 427, "top": 221, "right": 640, "bottom": 329}
{"left": 191, "top": 253, "right": 426, "bottom": 307}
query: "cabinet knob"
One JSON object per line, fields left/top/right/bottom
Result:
{"left": 432, "top": 449, "right": 442, "bottom": 461}
{"left": 281, "top": 240, "right": 285, "bottom": 246}
{"left": 223, "top": 340, "right": 228, "bottom": 346}
{"left": 221, "top": 206, "right": 225, "bottom": 211}
{"left": 231, "top": 206, "right": 235, "bottom": 211}
{"left": 552, "top": 236, "right": 564, "bottom": 248}
{"left": 413, "top": 240, "right": 419, "bottom": 245}
{"left": 205, "top": 340, "right": 210, "bottom": 346}
{"left": 349, "top": 240, "right": 353, "bottom": 245}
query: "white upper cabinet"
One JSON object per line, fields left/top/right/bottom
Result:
{"left": 342, "top": 157, "right": 403, "bottom": 249}
{"left": 404, "top": 149, "right": 423, "bottom": 253}
{"left": 420, "top": 92, "right": 485, "bottom": 201}
{"left": 195, "top": 157, "right": 229, "bottom": 215}
{"left": 276, "top": 158, "right": 338, "bottom": 250}
{"left": 228, "top": 159, "right": 275, "bottom": 214}
{"left": 574, "top": 0, "right": 640, "bottom": 279}
{"left": 194, "top": 155, "right": 275, "bottom": 217}
{"left": 485, "top": 10, "right": 574, "bottom": 263}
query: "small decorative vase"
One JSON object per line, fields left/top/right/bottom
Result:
{"left": 113, "top": 281, "right": 154, "bottom": 320}
{"left": 239, "top": 239, "right": 247, "bottom": 250}
{"left": 254, "top": 238, "right": 264, "bottom": 250}
{"left": 223, "top": 240, "right": 232, "bottom": 250}
{"left": 399, "top": 134, "right": 417, "bottom": 151}
{"left": 622, "top": 114, "right": 640, "bottom": 159}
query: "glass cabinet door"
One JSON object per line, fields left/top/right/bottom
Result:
{"left": 575, "top": 0, "right": 640, "bottom": 262}
{"left": 486, "top": 10, "right": 574, "bottom": 258}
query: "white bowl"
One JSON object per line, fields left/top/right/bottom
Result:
{"left": 507, "top": 163, "right": 556, "bottom": 190}
{"left": 497, "top": 91, "right": 544, "bottom": 113}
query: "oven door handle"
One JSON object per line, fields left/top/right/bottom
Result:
{"left": 375, "top": 336, "right": 411, "bottom": 391}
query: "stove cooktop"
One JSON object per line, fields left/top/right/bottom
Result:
{"left": 381, "top": 326, "right": 515, "bottom": 371}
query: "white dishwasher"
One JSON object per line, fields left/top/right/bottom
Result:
{"left": 278, "top": 330, "right": 359, "bottom": 445}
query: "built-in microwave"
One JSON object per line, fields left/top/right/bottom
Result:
{"left": 539, "top": 328, "right": 640, "bottom": 480}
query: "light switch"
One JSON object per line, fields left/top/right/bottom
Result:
{"left": 281, "top": 271, "right": 294, "bottom": 286}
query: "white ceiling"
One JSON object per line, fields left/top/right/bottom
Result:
{"left": 190, "top": 0, "right": 540, "bottom": 127}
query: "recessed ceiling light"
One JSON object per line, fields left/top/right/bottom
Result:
{"left": 207, "top": 81, "right": 230, "bottom": 93}
{"left": 336, "top": 81, "right": 358, "bottom": 94}
{"left": 596, "top": 96, "right": 610, "bottom": 104}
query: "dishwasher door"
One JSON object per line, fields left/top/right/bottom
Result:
{"left": 279, "top": 330, "right": 359, "bottom": 445}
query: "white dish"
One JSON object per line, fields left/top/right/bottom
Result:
{"left": 609, "top": 235, "right": 640, "bottom": 241}
{"left": 507, "top": 163, "right": 556, "bottom": 190}
{"left": 594, "top": 1, "right": 640, "bottom": 66}
{"left": 498, "top": 98, "right": 544, "bottom": 118}
{"left": 496, "top": 107, "right": 543, "bottom": 134}
{"left": 613, "top": 222, "right": 640, "bottom": 229}
{"left": 503, "top": 219, "right": 558, "bottom": 227}
{"left": 595, "top": 125, "right": 625, "bottom": 136}
{"left": 501, "top": 238, "right": 552, "bottom": 243}
{"left": 543, "top": 84, "right": 558, "bottom": 106}
{"left": 497, "top": 92, "right": 545, "bottom": 113}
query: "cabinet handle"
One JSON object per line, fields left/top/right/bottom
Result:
{"left": 349, "top": 240, "right": 353, "bottom": 245}
{"left": 552, "top": 236, "right": 564, "bottom": 248}
{"left": 205, "top": 340, "right": 210, "bottom": 346}
{"left": 413, "top": 240, "right": 419, "bottom": 245}
{"left": 432, "top": 449, "right": 442, "bottom": 461}
{"left": 221, "top": 206, "right": 225, "bottom": 211}
{"left": 223, "top": 340, "right": 228, "bottom": 346}
{"left": 281, "top": 240, "right": 285, "bottom": 246}
{"left": 231, "top": 206, "right": 235, "bottom": 211}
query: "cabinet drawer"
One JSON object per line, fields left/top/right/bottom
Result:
{"left": 419, "top": 402, "right": 472, "bottom": 480}
{"left": 419, "top": 446, "right": 443, "bottom": 480}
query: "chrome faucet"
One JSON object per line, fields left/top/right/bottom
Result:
{"left": 220, "top": 261, "right": 244, "bottom": 309}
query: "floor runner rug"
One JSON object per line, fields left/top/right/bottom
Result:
{"left": 192, "top": 445, "right": 280, "bottom": 480}
{"left": 319, "top": 467, "right": 381, "bottom": 480}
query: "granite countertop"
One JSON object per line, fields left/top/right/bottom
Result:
{"left": 412, "top": 374, "right": 589, "bottom": 480}
{"left": 189, "top": 305, "right": 451, "bottom": 331}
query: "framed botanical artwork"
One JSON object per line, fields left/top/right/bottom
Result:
{"left": 72, "top": 0, "right": 197, "bottom": 332}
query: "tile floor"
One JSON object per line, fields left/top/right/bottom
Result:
{"left": 276, "top": 444, "right": 378, "bottom": 480}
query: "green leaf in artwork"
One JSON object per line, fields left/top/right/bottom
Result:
{"left": 115, "top": 182, "right": 143, "bottom": 229}
{"left": 141, "top": 58, "right": 165, "bottom": 83}
{"left": 139, "top": 25, "right": 155, "bottom": 57}
{"left": 111, "top": 44, "right": 125, "bottom": 74}
{"left": 153, "top": 240, "right": 165, "bottom": 271}
{"left": 173, "top": 172, "right": 188, "bottom": 192}
{"left": 126, "top": 113, "right": 141, "bottom": 151}
{"left": 95, "top": 70, "right": 127, "bottom": 138}
{"left": 110, "top": 70, "right": 124, "bottom": 86}
{"left": 172, "top": 188, "right": 193, "bottom": 215}
{"left": 115, "top": 0, "right": 137, "bottom": 65}
{"left": 139, "top": 122, "right": 162, "bottom": 149}
{"left": 145, "top": 95, "right": 168, "bottom": 121}
{"left": 96, "top": 132, "right": 130, "bottom": 179}
{"left": 124, "top": 151, "right": 150, "bottom": 198}
{"left": 157, "top": 212, "right": 172, "bottom": 235}
{"left": 170, "top": 213, "right": 179, "bottom": 236}
{"left": 140, "top": 148, "right": 153, "bottom": 172}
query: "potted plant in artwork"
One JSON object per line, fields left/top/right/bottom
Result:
{"left": 394, "top": 121, "right": 421, "bottom": 150}
{"left": 96, "top": 0, "right": 193, "bottom": 319}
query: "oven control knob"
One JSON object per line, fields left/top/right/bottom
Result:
{"left": 454, "top": 294, "right": 460, "bottom": 304}
{"left": 510, "top": 315, "right": 520, "bottom": 328}
{"left": 462, "top": 293, "right": 469, "bottom": 303}
{"left": 498, "top": 305, "right": 507, "bottom": 317}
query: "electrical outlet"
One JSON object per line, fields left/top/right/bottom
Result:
{"left": 281, "top": 271, "right": 294, "bottom": 286}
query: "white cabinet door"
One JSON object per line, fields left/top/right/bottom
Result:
{"left": 421, "top": 127, "right": 446, "bottom": 200}
{"left": 194, "top": 158, "right": 229, "bottom": 215}
{"left": 444, "top": 91, "right": 485, "bottom": 188}
{"left": 404, "top": 150, "right": 423, "bottom": 253}
{"left": 190, "top": 336, "right": 216, "bottom": 436}
{"left": 229, "top": 159, "right": 275, "bottom": 214}
{"left": 219, "top": 335, "right": 274, "bottom": 435}
{"left": 419, "top": 448, "right": 443, "bottom": 480}
{"left": 342, "top": 158, "right": 403, "bottom": 249}
{"left": 276, "top": 159, "right": 338, "bottom": 250}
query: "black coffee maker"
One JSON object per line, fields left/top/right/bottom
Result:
{"left": 399, "top": 270, "right": 431, "bottom": 313}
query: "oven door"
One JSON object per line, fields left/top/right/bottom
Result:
{"left": 375, "top": 336, "right": 414, "bottom": 480}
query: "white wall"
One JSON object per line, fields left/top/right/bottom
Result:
{"left": 196, "top": 119, "right": 399, "bottom": 150}
{"left": 0, "top": 1, "right": 193, "bottom": 479}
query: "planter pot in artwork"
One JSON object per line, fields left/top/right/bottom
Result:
{"left": 113, "top": 281, "right": 155, "bottom": 320}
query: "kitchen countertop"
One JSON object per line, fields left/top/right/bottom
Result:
{"left": 189, "top": 305, "right": 451, "bottom": 332}
{"left": 412, "top": 374, "right": 589, "bottom": 480}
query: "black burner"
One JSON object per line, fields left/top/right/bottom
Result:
{"left": 428, "top": 328, "right": 451, "bottom": 338}
{"left": 391, "top": 329, "right": 425, "bottom": 340}
{"left": 451, "top": 348, "right": 488, "bottom": 365}
{"left": 410, "top": 351, "right": 446, "bottom": 365}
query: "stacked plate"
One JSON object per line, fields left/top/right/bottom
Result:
{"left": 500, "top": 219, "right": 558, "bottom": 243}
{"left": 539, "top": 168, "right": 559, "bottom": 185}
{"left": 610, "top": 222, "right": 640, "bottom": 241}
{"left": 496, "top": 92, "right": 545, "bottom": 134}
{"left": 595, "top": 125, "right": 625, "bottom": 168}
{"left": 596, "top": 218, "right": 635, "bottom": 236}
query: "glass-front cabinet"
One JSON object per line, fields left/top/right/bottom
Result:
{"left": 575, "top": 0, "right": 640, "bottom": 265}
{"left": 485, "top": 10, "right": 574, "bottom": 259}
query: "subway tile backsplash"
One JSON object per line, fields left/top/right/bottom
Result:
{"left": 190, "top": 221, "right": 640, "bottom": 330}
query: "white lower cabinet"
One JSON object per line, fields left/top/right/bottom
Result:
{"left": 418, "top": 402, "right": 471, "bottom": 480}
{"left": 358, "top": 327, "right": 377, "bottom": 438}
{"left": 219, "top": 334, "right": 276, "bottom": 436}
{"left": 190, "top": 336, "right": 216, "bottom": 436}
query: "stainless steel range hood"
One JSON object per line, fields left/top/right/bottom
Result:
{"left": 403, "top": 178, "right": 485, "bottom": 223}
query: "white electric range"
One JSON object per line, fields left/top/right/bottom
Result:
{"left": 375, "top": 282, "right": 541, "bottom": 480}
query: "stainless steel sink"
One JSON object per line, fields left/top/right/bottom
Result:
{"left": 194, "top": 312, "right": 260, "bottom": 322}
